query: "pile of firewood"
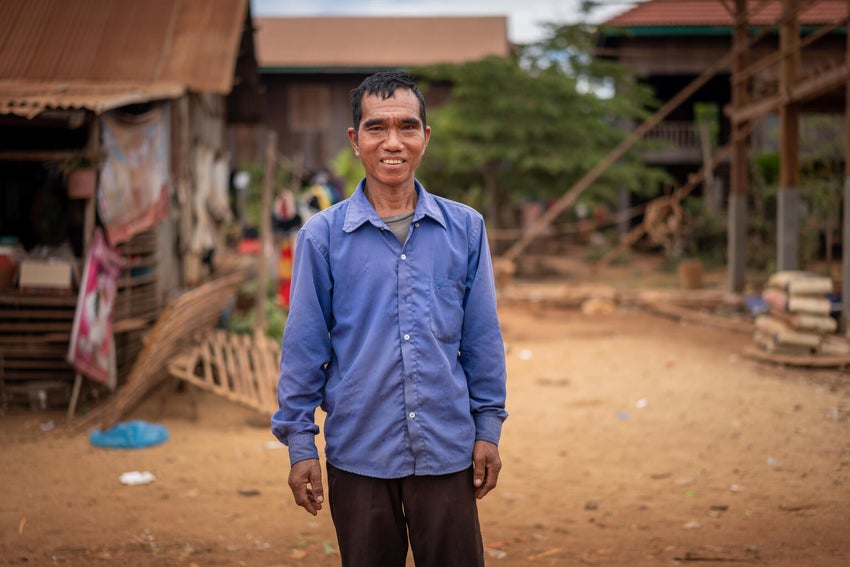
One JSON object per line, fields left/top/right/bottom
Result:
{"left": 755, "top": 271, "right": 848, "bottom": 356}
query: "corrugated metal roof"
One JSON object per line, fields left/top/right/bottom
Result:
{"left": 255, "top": 16, "right": 510, "bottom": 70}
{"left": 0, "top": 0, "right": 247, "bottom": 117}
{"left": 605, "top": 0, "right": 848, "bottom": 28}
{"left": 0, "top": 80, "right": 185, "bottom": 119}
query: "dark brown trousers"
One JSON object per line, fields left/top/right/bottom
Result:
{"left": 326, "top": 463, "right": 485, "bottom": 567}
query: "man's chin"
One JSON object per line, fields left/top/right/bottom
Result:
{"left": 368, "top": 174, "right": 414, "bottom": 191}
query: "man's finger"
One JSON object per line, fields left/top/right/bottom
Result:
{"left": 475, "top": 464, "right": 499, "bottom": 499}
{"left": 473, "top": 458, "right": 486, "bottom": 488}
{"left": 308, "top": 468, "right": 324, "bottom": 505}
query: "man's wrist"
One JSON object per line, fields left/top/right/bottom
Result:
{"left": 474, "top": 414, "right": 503, "bottom": 445}
{"left": 287, "top": 432, "right": 320, "bottom": 466}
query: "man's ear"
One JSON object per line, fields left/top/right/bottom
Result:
{"left": 347, "top": 127, "right": 359, "bottom": 156}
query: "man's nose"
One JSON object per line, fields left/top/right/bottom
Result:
{"left": 384, "top": 128, "right": 403, "bottom": 149}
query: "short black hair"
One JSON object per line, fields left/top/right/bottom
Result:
{"left": 350, "top": 72, "right": 427, "bottom": 132}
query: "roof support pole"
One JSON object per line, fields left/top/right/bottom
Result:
{"left": 728, "top": 0, "right": 750, "bottom": 293}
{"left": 842, "top": 0, "right": 850, "bottom": 334}
{"left": 256, "top": 130, "right": 276, "bottom": 333}
{"left": 777, "top": 0, "right": 802, "bottom": 271}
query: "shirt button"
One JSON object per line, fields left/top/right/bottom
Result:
{"left": 404, "top": 334, "right": 410, "bottom": 341}
{"left": 400, "top": 254, "right": 407, "bottom": 260}
{"left": 409, "top": 412, "right": 416, "bottom": 419}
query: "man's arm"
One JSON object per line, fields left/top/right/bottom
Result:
{"left": 460, "top": 218, "right": 508, "bottom": 497}
{"left": 271, "top": 227, "right": 334, "bottom": 511}
{"left": 460, "top": 218, "right": 508, "bottom": 441}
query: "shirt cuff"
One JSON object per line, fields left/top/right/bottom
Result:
{"left": 286, "top": 432, "right": 320, "bottom": 465}
{"left": 474, "top": 414, "right": 504, "bottom": 446}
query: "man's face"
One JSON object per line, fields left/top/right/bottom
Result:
{"left": 347, "top": 89, "right": 430, "bottom": 193}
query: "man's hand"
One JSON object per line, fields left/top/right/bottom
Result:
{"left": 288, "top": 459, "right": 324, "bottom": 515}
{"left": 472, "top": 440, "right": 501, "bottom": 499}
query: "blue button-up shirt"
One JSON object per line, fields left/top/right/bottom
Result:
{"left": 271, "top": 180, "right": 507, "bottom": 478}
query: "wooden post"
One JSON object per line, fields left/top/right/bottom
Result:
{"left": 256, "top": 130, "right": 276, "bottom": 332}
{"left": 777, "top": 0, "right": 801, "bottom": 271}
{"left": 82, "top": 114, "right": 100, "bottom": 263}
{"left": 177, "top": 97, "right": 194, "bottom": 285}
{"left": 842, "top": 0, "right": 850, "bottom": 334}
{"left": 698, "top": 121, "right": 717, "bottom": 215}
{"left": 68, "top": 113, "right": 102, "bottom": 421}
{"left": 728, "top": 0, "right": 750, "bottom": 293}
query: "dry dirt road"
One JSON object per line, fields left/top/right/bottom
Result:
{"left": 1, "top": 281, "right": 849, "bottom": 566}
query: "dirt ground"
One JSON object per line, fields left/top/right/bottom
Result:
{"left": 2, "top": 260, "right": 850, "bottom": 566}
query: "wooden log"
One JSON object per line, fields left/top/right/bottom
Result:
{"left": 644, "top": 301, "right": 754, "bottom": 334}
{"left": 742, "top": 345, "right": 850, "bottom": 368}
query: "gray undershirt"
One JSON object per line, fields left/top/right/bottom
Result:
{"left": 382, "top": 210, "right": 415, "bottom": 243}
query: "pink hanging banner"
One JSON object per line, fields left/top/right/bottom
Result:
{"left": 67, "top": 229, "right": 125, "bottom": 388}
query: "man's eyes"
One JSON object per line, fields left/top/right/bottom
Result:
{"left": 365, "top": 124, "right": 419, "bottom": 133}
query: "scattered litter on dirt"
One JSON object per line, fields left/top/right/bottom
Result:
{"left": 90, "top": 420, "right": 169, "bottom": 449}
{"left": 119, "top": 471, "right": 155, "bottom": 486}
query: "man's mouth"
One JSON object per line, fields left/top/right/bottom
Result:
{"left": 381, "top": 159, "right": 404, "bottom": 165}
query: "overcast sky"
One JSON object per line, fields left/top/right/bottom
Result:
{"left": 251, "top": 0, "right": 636, "bottom": 44}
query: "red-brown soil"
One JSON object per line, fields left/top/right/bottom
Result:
{"left": 2, "top": 261, "right": 849, "bottom": 566}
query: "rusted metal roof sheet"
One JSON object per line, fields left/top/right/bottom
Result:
{"left": 256, "top": 16, "right": 510, "bottom": 70}
{"left": 0, "top": 0, "right": 247, "bottom": 117}
{"left": 605, "top": 0, "right": 847, "bottom": 28}
{"left": 0, "top": 80, "right": 185, "bottom": 119}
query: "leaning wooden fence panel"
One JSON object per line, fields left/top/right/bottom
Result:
{"left": 168, "top": 329, "right": 280, "bottom": 416}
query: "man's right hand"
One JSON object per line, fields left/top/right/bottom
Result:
{"left": 288, "top": 458, "right": 324, "bottom": 515}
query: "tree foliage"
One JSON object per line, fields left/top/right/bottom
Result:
{"left": 412, "top": 22, "right": 669, "bottom": 228}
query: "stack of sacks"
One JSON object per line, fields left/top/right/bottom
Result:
{"left": 757, "top": 271, "right": 847, "bottom": 356}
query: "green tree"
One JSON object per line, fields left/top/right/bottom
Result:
{"left": 413, "top": 23, "right": 668, "bottom": 237}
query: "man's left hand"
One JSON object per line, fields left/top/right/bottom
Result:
{"left": 472, "top": 440, "right": 501, "bottom": 499}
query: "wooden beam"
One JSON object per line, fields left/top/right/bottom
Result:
{"left": 0, "top": 150, "right": 100, "bottom": 162}
{"left": 780, "top": 0, "right": 801, "bottom": 189}
{"left": 728, "top": 0, "right": 751, "bottom": 293}
{"left": 729, "top": 62, "right": 849, "bottom": 124}
{"left": 842, "top": 0, "right": 850, "bottom": 334}
{"left": 732, "top": 15, "right": 847, "bottom": 87}
{"left": 777, "top": 0, "right": 801, "bottom": 271}
{"left": 256, "top": 130, "right": 276, "bottom": 332}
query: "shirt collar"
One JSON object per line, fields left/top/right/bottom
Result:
{"left": 343, "top": 179, "right": 446, "bottom": 233}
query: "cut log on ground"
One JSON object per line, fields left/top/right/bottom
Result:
{"left": 742, "top": 346, "right": 850, "bottom": 368}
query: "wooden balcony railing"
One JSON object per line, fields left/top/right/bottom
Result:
{"left": 644, "top": 121, "right": 702, "bottom": 150}
{"left": 640, "top": 121, "right": 707, "bottom": 164}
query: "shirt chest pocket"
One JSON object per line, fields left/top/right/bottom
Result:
{"left": 429, "top": 276, "right": 465, "bottom": 343}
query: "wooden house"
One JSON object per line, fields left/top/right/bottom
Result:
{"left": 0, "top": 0, "right": 261, "bottom": 409}
{"left": 598, "top": 0, "right": 846, "bottom": 181}
{"left": 594, "top": 0, "right": 850, "bottom": 296}
{"left": 248, "top": 16, "right": 512, "bottom": 174}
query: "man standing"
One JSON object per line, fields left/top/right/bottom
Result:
{"left": 272, "top": 72, "right": 507, "bottom": 567}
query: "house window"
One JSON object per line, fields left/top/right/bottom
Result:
{"left": 288, "top": 85, "right": 330, "bottom": 132}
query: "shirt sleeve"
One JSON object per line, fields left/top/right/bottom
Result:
{"left": 459, "top": 217, "right": 508, "bottom": 445}
{"left": 271, "top": 226, "right": 333, "bottom": 465}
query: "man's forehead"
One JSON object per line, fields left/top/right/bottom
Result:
{"left": 362, "top": 89, "right": 417, "bottom": 108}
